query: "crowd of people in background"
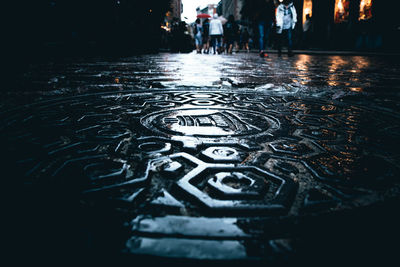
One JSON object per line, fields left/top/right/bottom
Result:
{"left": 191, "top": 0, "right": 301, "bottom": 57}
{"left": 193, "top": 14, "right": 248, "bottom": 55}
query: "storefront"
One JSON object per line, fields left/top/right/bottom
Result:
{"left": 358, "top": 0, "right": 373, "bottom": 21}
{"left": 334, "top": 0, "right": 350, "bottom": 24}
{"left": 302, "top": 0, "right": 312, "bottom": 30}
{"left": 293, "top": 0, "right": 399, "bottom": 50}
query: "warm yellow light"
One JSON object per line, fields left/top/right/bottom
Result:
{"left": 359, "top": 0, "right": 373, "bottom": 20}
{"left": 302, "top": 0, "right": 313, "bottom": 29}
{"left": 334, "top": 0, "right": 350, "bottom": 23}
{"left": 338, "top": 0, "right": 344, "bottom": 12}
{"left": 161, "top": 25, "right": 171, "bottom": 32}
{"left": 350, "top": 87, "right": 363, "bottom": 92}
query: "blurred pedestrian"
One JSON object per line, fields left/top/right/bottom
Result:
{"left": 170, "top": 18, "right": 185, "bottom": 53}
{"left": 254, "top": 0, "right": 275, "bottom": 57}
{"left": 202, "top": 18, "right": 210, "bottom": 53}
{"left": 194, "top": 18, "right": 203, "bottom": 54}
{"left": 241, "top": 27, "right": 250, "bottom": 52}
{"left": 276, "top": 0, "right": 297, "bottom": 57}
{"left": 224, "top": 15, "right": 239, "bottom": 54}
{"left": 209, "top": 13, "right": 224, "bottom": 54}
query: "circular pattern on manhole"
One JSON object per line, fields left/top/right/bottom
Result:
{"left": 141, "top": 108, "right": 279, "bottom": 137}
{"left": 1, "top": 90, "right": 399, "bottom": 261}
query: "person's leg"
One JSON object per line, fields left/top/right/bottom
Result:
{"left": 264, "top": 20, "right": 271, "bottom": 49}
{"left": 216, "top": 35, "right": 222, "bottom": 54}
{"left": 199, "top": 36, "right": 203, "bottom": 53}
{"left": 211, "top": 35, "right": 216, "bottom": 54}
{"left": 258, "top": 21, "right": 265, "bottom": 52}
{"left": 195, "top": 36, "right": 201, "bottom": 53}
{"left": 287, "top": 28, "right": 293, "bottom": 56}
{"left": 227, "top": 39, "right": 233, "bottom": 54}
{"left": 199, "top": 36, "right": 203, "bottom": 52}
{"left": 277, "top": 32, "right": 282, "bottom": 56}
{"left": 235, "top": 36, "right": 240, "bottom": 52}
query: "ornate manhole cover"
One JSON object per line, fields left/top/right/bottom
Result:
{"left": 141, "top": 108, "right": 279, "bottom": 137}
{"left": 1, "top": 90, "right": 399, "bottom": 263}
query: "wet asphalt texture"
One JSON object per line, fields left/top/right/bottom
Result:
{"left": 2, "top": 52, "right": 400, "bottom": 266}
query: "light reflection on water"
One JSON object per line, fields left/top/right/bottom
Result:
{"left": 294, "top": 54, "right": 312, "bottom": 85}
{"left": 152, "top": 53, "right": 383, "bottom": 97}
{"left": 160, "top": 52, "right": 228, "bottom": 87}
{"left": 14, "top": 52, "right": 400, "bottom": 104}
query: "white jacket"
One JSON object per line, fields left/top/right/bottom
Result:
{"left": 276, "top": 3, "right": 297, "bottom": 32}
{"left": 209, "top": 18, "right": 224, "bottom": 35}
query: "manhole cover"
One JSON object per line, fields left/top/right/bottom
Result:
{"left": 1, "top": 90, "right": 399, "bottom": 262}
{"left": 141, "top": 108, "right": 279, "bottom": 137}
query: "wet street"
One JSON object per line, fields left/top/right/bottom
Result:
{"left": 2, "top": 52, "right": 400, "bottom": 265}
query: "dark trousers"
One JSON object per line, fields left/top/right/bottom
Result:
{"left": 258, "top": 20, "right": 273, "bottom": 51}
{"left": 210, "top": 35, "right": 222, "bottom": 54}
{"left": 277, "top": 28, "right": 293, "bottom": 55}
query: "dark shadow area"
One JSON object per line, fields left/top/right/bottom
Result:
{"left": 3, "top": 149, "right": 399, "bottom": 266}
{"left": 3, "top": 0, "right": 171, "bottom": 83}
{"left": 294, "top": 197, "right": 400, "bottom": 266}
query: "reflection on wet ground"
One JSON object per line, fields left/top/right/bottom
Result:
{"left": 2, "top": 52, "right": 400, "bottom": 263}
{"left": 5, "top": 52, "right": 399, "bottom": 119}
{"left": 8, "top": 52, "right": 400, "bottom": 94}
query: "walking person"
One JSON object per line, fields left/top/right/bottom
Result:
{"left": 224, "top": 15, "right": 239, "bottom": 54}
{"left": 202, "top": 18, "right": 210, "bottom": 53}
{"left": 254, "top": 0, "right": 275, "bottom": 57}
{"left": 194, "top": 18, "right": 203, "bottom": 53}
{"left": 241, "top": 27, "right": 250, "bottom": 52}
{"left": 276, "top": 0, "right": 297, "bottom": 57}
{"left": 209, "top": 13, "right": 224, "bottom": 54}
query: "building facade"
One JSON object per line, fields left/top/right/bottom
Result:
{"left": 197, "top": 4, "right": 218, "bottom": 17}
{"left": 294, "top": 0, "right": 400, "bottom": 50}
{"left": 170, "top": 0, "right": 183, "bottom": 20}
{"left": 238, "top": 0, "right": 400, "bottom": 51}
{"left": 221, "top": 0, "right": 244, "bottom": 20}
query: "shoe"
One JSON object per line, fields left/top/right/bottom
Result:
{"left": 259, "top": 51, "right": 264, "bottom": 58}
{"left": 288, "top": 51, "right": 294, "bottom": 57}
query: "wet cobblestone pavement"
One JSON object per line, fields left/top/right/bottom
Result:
{"left": 2, "top": 52, "right": 400, "bottom": 265}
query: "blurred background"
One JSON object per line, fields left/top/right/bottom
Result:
{"left": 4, "top": 1, "right": 400, "bottom": 76}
